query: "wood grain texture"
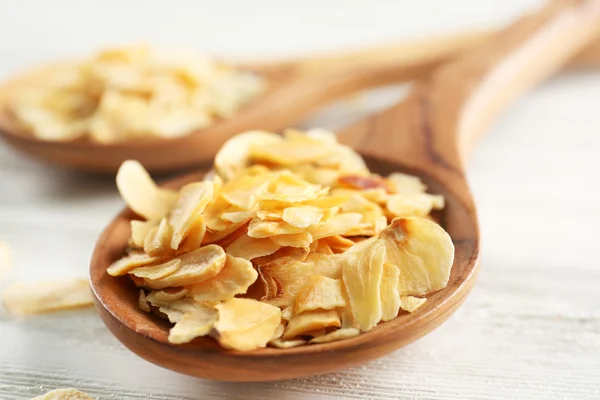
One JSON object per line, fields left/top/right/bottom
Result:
{"left": 2, "top": 0, "right": 600, "bottom": 398}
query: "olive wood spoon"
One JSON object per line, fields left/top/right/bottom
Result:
{"left": 90, "top": 0, "right": 600, "bottom": 382}
{"left": 0, "top": 31, "right": 490, "bottom": 173}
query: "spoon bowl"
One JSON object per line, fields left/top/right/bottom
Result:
{"left": 90, "top": 0, "right": 600, "bottom": 381}
{"left": 90, "top": 161, "right": 478, "bottom": 382}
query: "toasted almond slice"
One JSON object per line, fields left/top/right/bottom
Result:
{"left": 282, "top": 206, "right": 323, "bottom": 228}
{"left": 168, "top": 307, "right": 218, "bottom": 344}
{"left": 253, "top": 246, "right": 309, "bottom": 266}
{"left": 169, "top": 181, "right": 214, "bottom": 250}
{"left": 342, "top": 239, "right": 386, "bottom": 331}
{"left": 155, "top": 298, "right": 216, "bottom": 323}
{"left": 186, "top": 254, "right": 258, "bottom": 301}
{"left": 107, "top": 252, "right": 159, "bottom": 276}
{"left": 302, "top": 195, "right": 350, "bottom": 209}
{"left": 269, "top": 338, "right": 306, "bottom": 349}
{"left": 270, "top": 232, "right": 313, "bottom": 248}
{"left": 295, "top": 276, "right": 346, "bottom": 314}
{"left": 386, "top": 193, "right": 445, "bottom": 217}
{"left": 2, "top": 278, "right": 93, "bottom": 315}
{"left": 259, "top": 259, "right": 319, "bottom": 307}
{"left": 146, "top": 287, "right": 188, "bottom": 303}
{"left": 304, "top": 253, "right": 347, "bottom": 279}
{"left": 116, "top": 160, "right": 178, "bottom": 220}
{"left": 221, "top": 176, "right": 268, "bottom": 210}
{"left": 226, "top": 234, "right": 281, "bottom": 260}
{"left": 203, "top": 196, "right": 236, "bottom": 232}
{"left": 260, "top": 182, "right": 328, "bottom": 207}
{"left": 399, "top": 296, "right": 427, "bottom": 312}
{"left": 177, "top": 217, "right": 206, "bottom": 253}
{"left": 283, "top": 310, "right": 341, "bottom": 339}
{"left": 247, "top": 219, "right": 305, "bottom": 238}
{"left": 381, "top": 217, "right": 454, "bottom": 296}
{"left": 215, "top": 130, "right": 283, "bottom": 180}
{"left": 130, "top": 219, "right": 156, "bottom": 248}
{"left": 380, "top": 263, "right": 401, "bottom": 321}
{"left": 250, "top": 139, "right": 334, "bottom": 165}
{"left": 215, "top": 298, "right": 281, "bottom": 351}
{"left": 269, "top": 322, "right": 286, "bottom": 341}
{"left": 308, "top": 213, "right": 363, "bottom": 240}
{"left": 255, "top": 209, "right": 282, "bottom": 221}
{"left": 341, "top": 194, "right": 386, "bottom": 236}
{"left": 309, "top": 328, "right": 360, "bottom": 344}
{"left": 129, "top": 258, "right": 181, "bottom": 280}
{"left": 143, "top": 217, "right": 173, "bottom": 256}
{"left": 143, "top": 245, "right": 226, "bottom": 289}
{"left": 259, "top": 171, "right": 327, "bottom": 201}
{"left": 386, "top": 172, "right": 427, "bottom": 194}
{"left": 221, "top": 209, "right": 257, "bottom": 223}
{"left": 320, "top": 235, "right": 355, "bottom": 254}
{"left": 202, "top": 221, "right": 247, "bottom": 245}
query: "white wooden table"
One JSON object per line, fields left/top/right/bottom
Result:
{"left": 1, "top": 0, "right": 599, "bottom": 398}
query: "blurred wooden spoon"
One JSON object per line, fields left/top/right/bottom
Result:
{"left": 90, "top": 0, "right": 600, "bottom": 381}
{"left": 0, "top": 31, "right": 493, "bottom": 173}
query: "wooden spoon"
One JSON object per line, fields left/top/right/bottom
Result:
{"left": 0, "top": 31, "right": 491, "bottom": 173}
{"left": 90, "top": 0, "right": 600, "bottom": 382}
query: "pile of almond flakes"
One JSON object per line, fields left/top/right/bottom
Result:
{"left": 108, "top": 129, "right": 454, "bottom": 351}
{"left": 9, "top": 45, "right": 264, "bottom": 143}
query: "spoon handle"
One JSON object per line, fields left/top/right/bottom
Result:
{"left": 245, "top": 30, "right": 493, "bottom": 79}
{"left": 337, "top": 0, "right": 600, "bottom": 174}
{"left": 572, "top": 38, "right": 600, "bottom": 67}
{"left": 249, "top": 25, "right": 600, "bottom": 79}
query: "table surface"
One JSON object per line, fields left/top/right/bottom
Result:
{"left": 1, "top": 0, "right": 599, "bottom": 399}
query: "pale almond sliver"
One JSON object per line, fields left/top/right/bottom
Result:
{"left": 2, "top": 278, "right": 93, "bottom": 315}
{"left": 399, "top": 296, "right": 427, "bottom": 312}
{"left": 282, "top": 206, "right": 323, "bottom": 228}
{"left": 142, "top": 245, "right": 226, "bottom": 289}
{"left": 270, "top": 232, "right": 313, "bottom": 248}
{"left": 116, "top": 160, "right": 178, "bottom": 220}
{"left": 226, "top": 234, "right": 281, "bottom": 260}
{"left": 283, "top": 310, "right": 341, "bottom": 340}
{"left": 309, "top": 327, "right": 360, "bottom": 344}
{"left": 107, "top": 252, "right": 159, "bottom": 276}
{"left": 129, "top": 259, "right": 181, "bottom": 280}
{"left": 186, "top": 254, "right": 258, "bottom": 301}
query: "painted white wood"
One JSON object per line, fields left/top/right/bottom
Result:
{"left": 1, "top": 0, "right": 599, "bottom": 398}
